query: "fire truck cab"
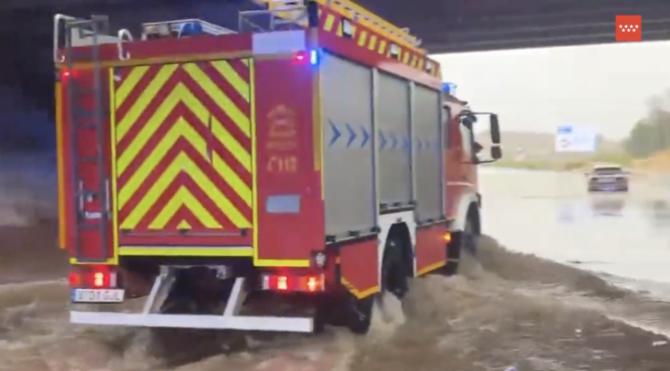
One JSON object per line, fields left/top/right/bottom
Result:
{"left": 54, "top": 0, "right": 501, "bottom": 334}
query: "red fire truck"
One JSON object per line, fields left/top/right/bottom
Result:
{"left": 53, "top": 0, "right": 501, "bottom": 334}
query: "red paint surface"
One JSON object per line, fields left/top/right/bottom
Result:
{"left": 415, "top": 224, "right": 448, "bottom": 274}
{"left": 339, "top": 238, "right": 379, "bottom": 295}
{"left": 254, "top": 58, "right": 325, "bottom": 262}
{"left": 66, "top": 34, "right": 252, "bottom": 64}
{"left": 62, "top": 68, "right": 114, "bottom": 261}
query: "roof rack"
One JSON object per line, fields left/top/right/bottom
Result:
{"left": 253, "top": 0, "right": 423, "bottom": 52}
{"left": 141, "top": 18, "right": 236, "bottom": 40}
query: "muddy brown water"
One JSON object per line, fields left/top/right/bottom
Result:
{"left": 2, "top": 167, "right": 670, "bottom": 370}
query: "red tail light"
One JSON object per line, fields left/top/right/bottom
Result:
{"left": 263, "top": 273, "right": 325, "bottom": 293}
{"left": 69, "top": 266, "right": 117, "bottom": 288}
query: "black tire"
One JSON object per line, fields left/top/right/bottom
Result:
{"left": 345, "top": 294, "right": 374, "bottom": 334}
{"left": 444, "top": 213, "right": 477, "bottom": 276}
{"left": 444, "top": 233, "right": 461, "bottom": 276}
{"left": 345, "top": 234, "right": 409, "bottom": 334}
{"left": 381, "top": 236, "right": 409, "bottom": 299}
{"left": 462, "top": 213, "right": 478, "bottom": 255}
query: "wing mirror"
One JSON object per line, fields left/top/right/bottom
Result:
{"left": 490, "top": 114, "right": 501, "bottom": 144}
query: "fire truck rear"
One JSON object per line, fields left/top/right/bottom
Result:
{"left": 53, "top": 0, "right": 502, "bottom": 334}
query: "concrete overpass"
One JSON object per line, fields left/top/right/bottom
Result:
{"left": 1, "top": 0, "right": 669, "bottom": 111}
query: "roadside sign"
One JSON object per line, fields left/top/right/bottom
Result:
{"left": 555, "top": 125, "right": 598, "bottom": 153}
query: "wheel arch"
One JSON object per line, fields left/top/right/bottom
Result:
{"left": 385, "top": 222, "right": 414, "bottom": 277}
{"left": 451, "top": 192, "right": 480, "bottom": 233}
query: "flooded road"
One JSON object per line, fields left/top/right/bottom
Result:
{"left": 480, "top": 168, "right": 670, "bottom": 296}
{"left": 3, "top": 167, "right": 670, "bottom": 370}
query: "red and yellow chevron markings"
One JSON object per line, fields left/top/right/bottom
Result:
{"left": 113, "top": 59, "right": 253, "bottom": 232}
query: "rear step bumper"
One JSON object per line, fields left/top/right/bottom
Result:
{"left": 70, "top": 275, "right": 314, "bottom": 333}
{"left": 70, "top": 311, "right": 313, "bottom": 332}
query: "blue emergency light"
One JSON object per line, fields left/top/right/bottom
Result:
{"left": 179, "top": 22, "right": 204, "bottom": 37}
{"left": 310, "top": 49, "right": 320, "bottom": 66}
{"left": 442, "top": 82, "right": 457, "bottom": 94}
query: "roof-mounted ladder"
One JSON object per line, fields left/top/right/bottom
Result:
{"left": 253, "top": 0, "right": 423, "bottom": 52}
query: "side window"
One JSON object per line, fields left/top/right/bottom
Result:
{"left": 459, "top": 118, "right": 474, "bottom": 160}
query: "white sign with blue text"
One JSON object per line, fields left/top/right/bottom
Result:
{"left": 555, "top": 125, "right": 597, "bottom": 153}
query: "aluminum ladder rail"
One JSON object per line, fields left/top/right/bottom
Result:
{"left": 252, "top": 0, "right": 424, "bottom": 50}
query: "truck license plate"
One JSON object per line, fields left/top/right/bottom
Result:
{"left": 71, "top": 289, "right": 125, "bottom": 303}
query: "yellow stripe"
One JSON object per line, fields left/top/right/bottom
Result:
{"left": 109, "top": 68, "right": 120, "bottom": 265}
{"left": 312, "top": 64, "right": 322, "bottom": 173}
{"left": 70, "top": 257, "right": 117, "bottom": 265}
{"left": 117, "top": 82, "right": 251, "bottom": 176}
{"left": 323, "top": 14, "right": 336, "bottom": 32}
{"left": 210, "top": 115, "right": 252, "bottom": 172}
{"left": 117, "top": 64, "right": 178, "bottom": 142}
{"left": 403, "top": 51, "right": 411, "bottom": 65}
{"left": 118, "top": 112, "right": 251, "bottom": 208}
{"left": 212, "top": 151, "right": 252, "bottom": 205}
{"left": 378, "top": 40, "right": 387, "bottom": 55}
{"left": 251, "top": 59, "right": 260, "bottom": 265}
{"left": 118, "top": 117, "right": 205, "bottom": 208}
{"left": 55, "top": 82, "right": 66, "bottom": 250}
{"left": 357, "top": 30, "right": 368, "bottom": 47}
{"left": 119, "top": 246, "right": 253, "bottom": 257}
{"left": 121, "top": 152, "right": 251, "bottom": 229}
{"left": 177, "top": 220, "right": 192, "bottom": 229}
{"left": 182, "top": 63, "right": 251, "bottom": 137}
{"left": 368, "top": 34, "right": 377, "bottom": 51}
{"left": 417, "top": 260, "right": 447, "bottom": 276}
{"left": 210, "top": 60, "right": 250, "bottom": 102}
{"left": 255, "top": 259, "right": 311, "bottom": 268}
{"left": 340, "top": 277, "right": 380, "bottom": 299}
{"left": 115, "top": 65, "right": 150, "bottom": 109}
{"left": 149, "top": 186, "right": 222, "bottom": 229}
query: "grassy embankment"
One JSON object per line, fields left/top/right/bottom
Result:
{"left": 490, "top": 152, "right": 634, "bottom": 171}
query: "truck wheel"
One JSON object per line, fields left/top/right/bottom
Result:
{"left": 462, "top": 214, "right": 477, "bottom": 255}
{"left": 443, "top": 215, "right": 476, "bottom": 276}
{"left": 444, "top": 234, "right": 461, "bottom": 276}
{"left": 382, "top": 237, "right": 409, "bottom": 299}
{"left": 345, "top": 294, "right": 374, "bottom": 334}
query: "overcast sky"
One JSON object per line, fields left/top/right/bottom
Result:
{"left": 432, "top": 41, "right": 670, "bottom": 141}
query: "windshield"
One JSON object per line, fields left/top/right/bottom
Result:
{"left": 594, "top": 167, "right": 623, "bottom": 174}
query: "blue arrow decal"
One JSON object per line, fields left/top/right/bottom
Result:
{"left": 402, "top": 135, "right": 411, "bottom": 153}
{"left": 328, "top": 120, "right": 341, "bottom": 147}
{"left": 345, "top": 123, "right": 357, "bottom": 148}
{"left": 389, "top": 132, "right": 398, "bottom": 150}
{"left": 360, "top": 125, "right": 370, "bottom": 148}
{"left": 379, "top": 130, "right": 387, "bottom": 150}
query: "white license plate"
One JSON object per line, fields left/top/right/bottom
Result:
{"left": 71, "top": 289, "right": 125, "bottom": 303}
